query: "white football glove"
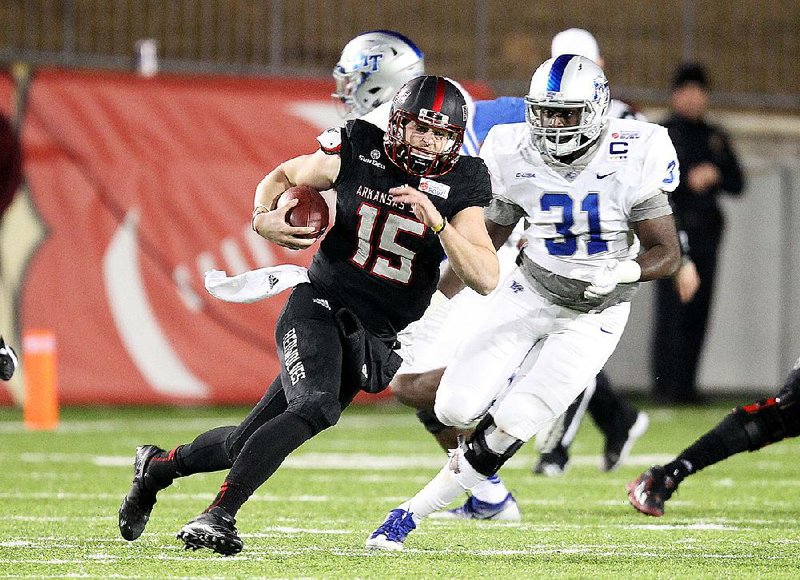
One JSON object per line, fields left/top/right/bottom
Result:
{"left": 569, "top": 259, "right": 641, "bottom": 300}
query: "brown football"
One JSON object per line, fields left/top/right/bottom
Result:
{"left": 275, "top": 185, "right": 329, "bottom": 239}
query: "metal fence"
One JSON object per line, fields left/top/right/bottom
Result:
{"left": 1, "top": 0, "right": 799, "bottom": 109}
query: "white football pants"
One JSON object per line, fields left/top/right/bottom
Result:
{"left": 434, "top": 266, "right": 630, "bottom": 443}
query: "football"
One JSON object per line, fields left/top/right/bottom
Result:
{"left": 275, "top": 185, "right": 329, "bottom": 239}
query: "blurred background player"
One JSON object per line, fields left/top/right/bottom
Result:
{"left": 332, "top": 30, "right": 476, "bottom": 147}
{"left": 628, "top": 356, "right": 800, "bottom": 517}
{"left": 367, "top": 55, "right": 682, "bottom": 550}
{"left": 331, "top": 30, "right": 425, "bottom": 121}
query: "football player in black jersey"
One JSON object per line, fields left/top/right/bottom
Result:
{"left": 628, "top": 358, "right": 800, "bottom": 517}
{"left": 117, "top": 75, "right": 499, "bottom": 556}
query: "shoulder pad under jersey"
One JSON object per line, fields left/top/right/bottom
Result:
{"left": 317, "top": 127, "right": 343, "bottom": 155}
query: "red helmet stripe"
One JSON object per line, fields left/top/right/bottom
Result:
{"left": 431, "top": 77, "right": 446, "bottom": 112}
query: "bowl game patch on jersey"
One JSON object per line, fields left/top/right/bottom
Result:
{"left": 418, "top": 178, "right": 450, "bottom": 199}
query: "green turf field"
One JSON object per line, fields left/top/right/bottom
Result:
{"left": 1, "top": 399, "right": 799, "bottom": 578}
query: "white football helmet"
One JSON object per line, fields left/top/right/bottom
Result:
{"left": 525, "top": 54, "right": 610, "bottom": 158}
{"left": 332, "top": 30, "right": 425, "bottom": 118}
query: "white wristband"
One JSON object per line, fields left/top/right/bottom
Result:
{"left": 616, "top": 260, "right": 642, "bottom": 283}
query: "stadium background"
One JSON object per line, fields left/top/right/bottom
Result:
{"left": 1, "top": 0, "right": 799, "bottom": 405}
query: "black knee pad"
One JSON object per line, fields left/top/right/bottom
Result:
{"left": 287, "top": 391, "right": 342, "bottom": 434}
{"left": 416, "top": 408, "right": 448, "bottom": 434}
{"left": 732, "top": 393, "right": 800, "bottom": 451}
{"left": 464, "top": 415, "right": 524, "bottom": 477}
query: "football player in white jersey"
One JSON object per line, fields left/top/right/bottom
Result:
{"left": 366, "top": 55, "right": 682, "bottom": 551}
{"left": 389, "top": 29, "right": 662, "bottom": 522}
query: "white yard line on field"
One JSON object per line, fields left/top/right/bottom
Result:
{"left": 7, "top": 451, "right": 676, "bottom": 470}
{"left": 0, "top": 414, "right": 418, "bottom": 434}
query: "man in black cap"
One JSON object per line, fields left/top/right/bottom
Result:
{"left": 653, "top": 63, "right": 745, "bottom": 404}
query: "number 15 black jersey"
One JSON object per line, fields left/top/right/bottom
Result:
{"left": 308, "top": 119, "right": 492, "bottom": 339}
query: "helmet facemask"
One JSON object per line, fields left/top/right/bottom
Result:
{"left": 384, "top": 108, "right": 464, "bottom": 177}
{"left": 525, "top": 55, "right": 610, "bottom": 159}
{"left": 525, "top": 100, "right": 604, "bottom": 157}
{"left": 332, "top": 67, "right": 369, "bottom": 117}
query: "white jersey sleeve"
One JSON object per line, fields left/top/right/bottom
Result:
{"left": 636, "top": 125, "right": 680, "bottom": 200}
{"left": 480, "top": 123, "right": 525, "bottom": 209}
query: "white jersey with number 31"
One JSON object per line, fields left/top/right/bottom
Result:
{"left": 482, "top": 117, "right": 679, "bottom": 278}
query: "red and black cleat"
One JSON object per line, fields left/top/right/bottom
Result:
{"left": 177, "top": 507, "right": 243, "bottom": 556}
{"left": 626, "top": 465, "right": 676, "bottom": 517}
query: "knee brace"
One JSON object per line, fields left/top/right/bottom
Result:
{"left": 463, "top": 415, "right": 524, "bottom": 477}
{"left": 733, "top": 393, "right": 800, "bottom": 451}
{"left": 286, "top": 391, "right": 342, "bottom": 435}
{"left": 416, "top": 408, "right": 448, "bottom": 435}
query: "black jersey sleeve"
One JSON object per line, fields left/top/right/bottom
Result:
{"left": 329, "top": 121, "right": 357, "bottom": 190}
{"left": 449, "top": 156, "right": 493, "bottom": 216}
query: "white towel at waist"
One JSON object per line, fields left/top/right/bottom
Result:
{"left": 204, "top": 265, "right": 310, "bottom": 303}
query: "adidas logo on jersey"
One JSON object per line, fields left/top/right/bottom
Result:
{"left": 268, "top": 274, "right": 279, "bottom": 289}
{"left": 510, "top": 280, "right": 524, "bottom": 293}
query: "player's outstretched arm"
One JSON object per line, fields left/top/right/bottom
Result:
{"left": 252, "top": 151, "right": 340, "bottom": 249}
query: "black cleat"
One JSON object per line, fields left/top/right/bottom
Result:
{"left": 532, "top": 444, "right": 569, "bottom": 477}
{"left": 177, "top": 507, "right": 243, "bottom": 556}
{"left": 626, "top": 465, "right": 677, "bottom": 517}
{"left": 0, "top": 336, "right": 18, "bottom": 381}
{"left": 118, "top": 445, "right": 164, "bottom": 541}
{"left": 603, "top": 411, "right": 649, "bottom": 471}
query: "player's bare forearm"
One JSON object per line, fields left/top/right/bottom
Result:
{"left": 438, "top": 208, "right": 499, "bottom": 296}
{"left": 252, "top": 151, "right": 339, "bottom": 247}
{"left": 254, "top": 151, "right": 340, "bottom": 210}
{"left": 633, "top": 214, "right": 682, "bottom": 281}
{"left": 438, "top": 217, "right": 513, "bottom": 298}
{"left": 254, "top": 165, "right": 293, "bottom": 210}
{"left": 441, "top": 239, "right": 498, "bottom": 296}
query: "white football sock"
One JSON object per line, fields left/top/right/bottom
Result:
{"left": 471, "top": 474, "right": 511, "bottom": 504}
{"left": 406, "top": 446, "right": 487, "bottom": 519}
